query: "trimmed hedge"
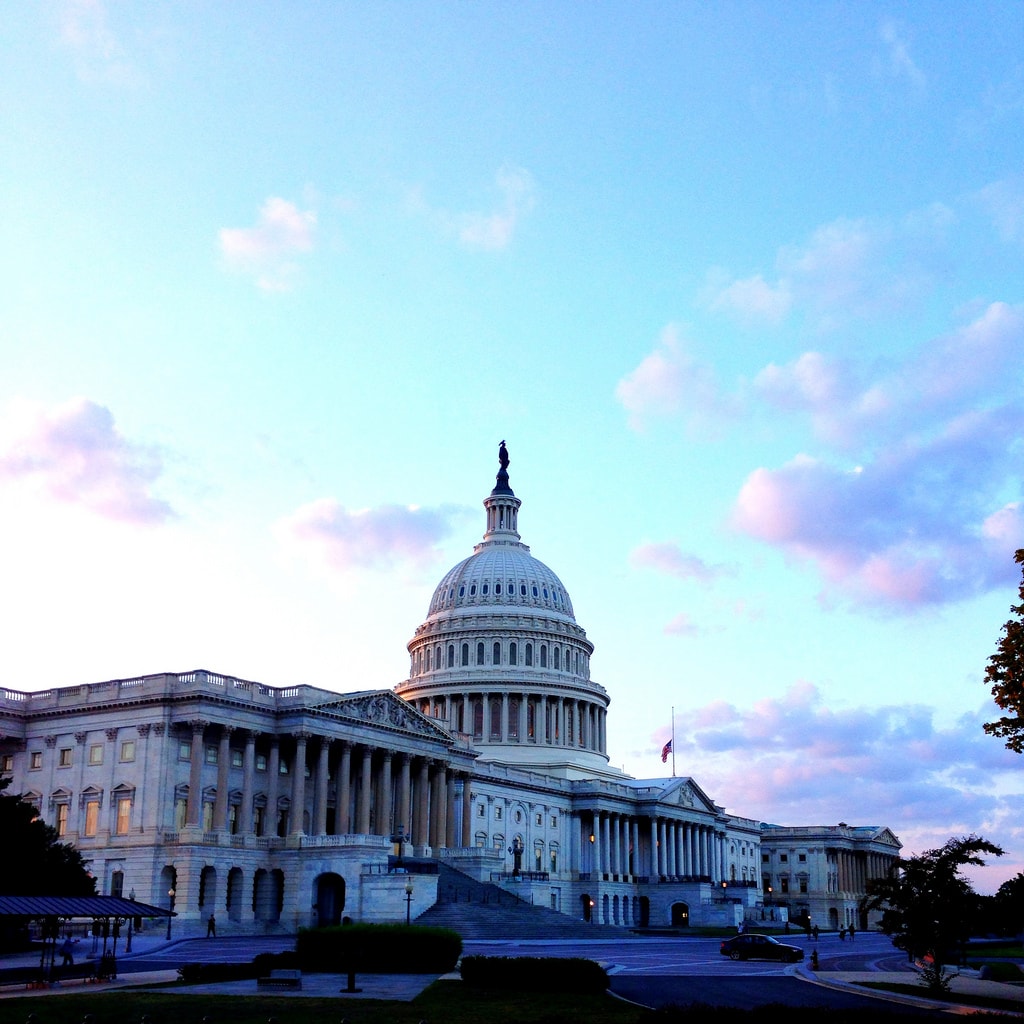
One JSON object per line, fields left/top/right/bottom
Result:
{"left": 295, "top": 923, "right": 461, "bottom": 974}
{"left": 177, "top": 950, "right": 299, "bottom": 984}
{"left": 459, "top": 955, "right": 609, "bottom": 993}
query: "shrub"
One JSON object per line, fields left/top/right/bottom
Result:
{"left": 295, "top": 923, "right": 461, "bottom": 974}
{"left": 459, "top": 955, "right": 608, "bottom": 993}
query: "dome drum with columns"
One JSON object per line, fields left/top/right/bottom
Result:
{"left": 397, "top": 442, "right": 616, "bottom": 778}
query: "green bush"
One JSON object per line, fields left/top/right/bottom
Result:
{"left": 178, "top": 950, "right": 300, "bottom": 984}
{"left": 459, "top": 955, "right": 608, "bottom": 993}
{"left": 295, "top": 923, "right": 461, "bottom": 974}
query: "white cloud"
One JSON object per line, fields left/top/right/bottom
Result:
{"left": 708, "top": 272, "right": 792, "bottom": 326}
{"left": 457, "top": 166, "right": 536, "bottom": 251}
{"left": 630, "top": 542, "right": 732, "bottom": 586}
{"left": 57, "top": 0, "right": 138, "bottom": 86}
{"left": 219, "top": 197, "right": 317, "bottom": 292}
{"left": 978, "top": 176, "right": 1024, "bottom": 245}
{"left": 0, "top": 397, "right": 172, "bottom": 524}
{"left": 615, "top": 325, "right": 735, "bottom": 432}
{"left": 276, "top": 498, "right": 467, "bottom": 577}
{"left": 879, "top": 19, "right": 926, "bottom": 94}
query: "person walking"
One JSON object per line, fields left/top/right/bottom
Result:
{"left": 206, "top": 913, "right": 216, "bottom": 937}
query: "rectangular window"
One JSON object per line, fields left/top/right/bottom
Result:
{"left": 228, "top": 804, "right": 238, "bottom": 834}
{"left": 494, "top": 805, "right": 502, "bottom": 820}
{"left": 56, "top": 803, "right": 69, "bottom": 837}
{"left": 29, "top": 751, "right": 42, "bottom": 769}
{"left": 536, "top": 813, "right": 543, "bottom": 826}
{"left": 255, "top": 753, "right": 267, "bottom": 771}
{"left": 780, "top": 853, "right": 788, "bottom": 862}
{"left": 115, "top": 796, "right": 132, "bottom": 835}
{"left": 780, "top": 877, "right": 790, "bottom": 894}
{"left": 59, "top": 748, "right": 73, "bottom": 767}
{"left": 231, "top": 749, "right": 244, "bottom": 767}
{"left": 0, "top": 754, "right": 13, "bottom": 772}
{"left": 178, "top": 741, "right": 192, "bottom": 761}
{"left": 800, "top": 878, "right": 808, "bottom": 893}
{"left": 84, "top": 802, "right": 99, "bottom": 836}
{"left": 205, "top": 745, "right": 218, "bottom": 764}
{"left": 762, "top": 852, "right": 769, "bottom": 862}
{"left": 119, "top": 740, "right": 135, "bottom": 762}
{"left": 254, "top": 805, "right": 265, "bottom": 836}
{"left": 89, "top": 744, "right": 104, "bottom": 765}
{"left": 203, "top": 801, "right": 214, "bottom": 831}
{"left": 798, "top": 853, "right": 806, "bottom": 862}
{"left": 551, "top": 815, "right": 558, "bottom": 828}
{"left": 477, "top": 804, "right": 485, "bottom": 817}
{"left": 174, "top": 798, "right": 187, "bottom": 830}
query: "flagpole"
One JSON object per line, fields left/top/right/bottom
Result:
{"left": 671, "top": 706, "right": 676, "bottom": 778}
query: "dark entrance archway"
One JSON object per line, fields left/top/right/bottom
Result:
{"left": 314, "top": 873, "right": 345, "bottom": 927}
{"left": 580, "top": 893, "right": 593, "bottom": 922}
{"left": 638, "top": 895, "right": 650, "bottom": 927}
{"left": 670, "top": 901, "right": 689, "bottom": 926}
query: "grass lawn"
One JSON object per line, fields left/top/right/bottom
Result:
{"left": 0, "top": 981, "right": 641, "bottom": 1024}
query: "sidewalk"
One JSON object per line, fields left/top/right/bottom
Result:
{"left": 803, "top": 968, "right": 1024, "bottom": 1012}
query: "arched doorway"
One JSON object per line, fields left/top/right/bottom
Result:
{"left": 671, "top": 901, "right": 690, "bottom": 927}
{"left": 314, "top": 873, "right": 346, "bottom": 927}
{"left": 638, "top": 895, "right": 650, "bottom": 928}
{"left": 580, "top": 893, "right": 593, "bottom": 922}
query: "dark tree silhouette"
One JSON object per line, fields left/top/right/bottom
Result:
{"left": 0, "top": 776, "right": 96, "bottom": 895}
{"left": 984, "top": 548, "right": 1024, "bottom": 752}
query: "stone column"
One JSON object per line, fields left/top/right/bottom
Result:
{"left": 239, "top": 731, "right": 256, "bottom": 835}
{"left": 414, "top": 759, "right": 430, "bottom": 847}
{"left": 649, "top": 818, "right": 659, "bottom": 877}
{"left": 314, "top": 737, "right": 330, "bottom": 836}
{"left": 631, "top": 818, "right": 640, "bottom": 877}
{"left": 378, "top": 752, "right": 393, "bottom": 838}
{"left": 290, "top": 732, "right": 309, "bottom": 835}
{"left": 357, "top": 746, "right": 373, "bottom": 835}
{"left": 397, "top": 753, "right": 412, "bottom": 840}
{"left": 334, "top": 741, "right": 351, "bottom": 835}
{"left": 185, "top": 720, "right": 206, "bottom": 827}
{"left": 445, "top": 770, "right": 457, "bottom": 847}
{"left": 213, "top": 725, "right": 233, "bottom": 831}
{"left": 460, "top": 773, "right": 473, "bottom": 847}
{"left": 266, "top": 738, "right": 280, "bottom": 835}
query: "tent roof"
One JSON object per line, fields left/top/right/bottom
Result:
{"left": 0, "top": 895, "right": 172, "bottom": 918}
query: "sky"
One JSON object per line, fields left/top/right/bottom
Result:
{"left": 1, "top": 1, "right": 1023, "bottom": 892}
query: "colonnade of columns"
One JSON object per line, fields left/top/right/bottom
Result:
{"left": 179, "top": 721, "right": 472, "bottom": 850}
{"left": 417, "top": 692, "right": 607, "bottom": 753}
{"left": 833, "top": 849, "right": 897, "bottom": 894}
{"left": 585, "top": 810, "right": 726, "bottom": 883}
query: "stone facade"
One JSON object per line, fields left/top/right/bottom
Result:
{"left": 0, "top": 446, "right": 899, "bottom": 934}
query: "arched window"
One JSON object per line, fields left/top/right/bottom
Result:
{"left": 489, "top": 699, "right": 502, "bottom": 739}
{"left": 477, "top": 642, "right": 485, "bottom": 665}
{"left": 540, "top": 645, "right": 547, "bottom": 668}
{"left": 447, "top": 644, "right": 455, "bottom": 668}
{"left": 554, "top": 647, "right": 560, "bottom": 670}
{"left": 509, "top": 642, "right": 517, "bottom": 666}
{"left": 435, "top": 645, "right": 442, "bottom": 669}
{"left": 493, "top": 641, "right": 501, "bottom": 665}
{"left": 509, "top": 698, "right": 519, "bottom": 738}
{"left": 525, "top": 643, "right": 533, "bottom": 666}
{"left": 425, "top": 648, "right": 431, "bottom": 671}
{"left": 473, "top": 701, "right": 484, "bottom": 739}
{"left": 461, "top": 643, "right": 469, "bottom": 666}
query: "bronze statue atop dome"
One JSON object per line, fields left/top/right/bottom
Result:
{"left": 499, "top": 440, "right": 509, "bottom": 470}
{"left": 492, "top": 440, "right": 514, "bottom": 496}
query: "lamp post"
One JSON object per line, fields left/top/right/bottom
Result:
{"left": 508, "top": 835, "right": 523, "bottom": 878}
{"left": 166, "top": 889, "right": 175, "bottom": 940}
{"left": 126, "top": 889, "right": 135, "bottom": 953}
{"left": 404, "top": 879, "right": 413, "bottom": 926}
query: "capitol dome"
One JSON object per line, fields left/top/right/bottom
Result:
{"left": 395, "top": 443, "right": 615, "bottom": 777}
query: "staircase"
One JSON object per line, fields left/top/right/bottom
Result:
{"left": 413, "top": 863, "right": 634, "bottom": 940}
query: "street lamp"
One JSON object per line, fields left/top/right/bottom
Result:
{"left": 126, "top": 889, "right": 135, "bottom": 953}
{"left": 166, "top": 889, "right": 175, "bottom": 940}
{"left": 404, "top": 879, "right": 413, "bottom": 926}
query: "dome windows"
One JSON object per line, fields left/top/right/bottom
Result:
{"left": 520, "top": 583, "right": 527, "bottom": 597}
{"left": 470, "top": 584, "right": 477, "bottom": 596}
{"left": 495, "top": 582, "right": 502, "bottom": 595}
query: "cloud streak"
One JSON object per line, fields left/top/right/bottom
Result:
{"left": 219, "top": 197, "right": 317, "bottom": 291}
{"left": 0, "top": 397, "right": 172, "bottom": 523}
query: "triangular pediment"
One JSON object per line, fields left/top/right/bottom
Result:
{"left": 638, "top": 776, "right": 721, "bottom": 815}
{"left": 312, "top": 690, "right": 451, "bottom": 742}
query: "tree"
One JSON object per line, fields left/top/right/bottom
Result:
{"left": 984, "top": 548, "right": 1024, "bottom": 752}
{"left": 861, "top": 835, "right": 1003, "bottom": 992}
{"left": 0, "top": 776, "right": 96, "bottom": 895}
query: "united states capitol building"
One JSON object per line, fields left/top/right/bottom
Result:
{"left": 0, "top": 445, "right": 900, "bottom": 935}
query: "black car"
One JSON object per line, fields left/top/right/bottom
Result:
{"left": 720, "top": 933, "right": 804, "bottom": 962}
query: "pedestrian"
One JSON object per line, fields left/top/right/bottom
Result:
{"left": 206, "top": 913, "right": 216, "bottom": 938}
{"left": 812, "top": 924, "right": 819, "bottom": 942}
{"left": 59, "top": 937, "right": 74, "bottom": 966}
{"left": 839, "top": 926, "right": 846, "bottom": 941}
{"left": 849, "top": 923, "right": 856, "bottom": 941}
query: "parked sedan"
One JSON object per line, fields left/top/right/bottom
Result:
{"left": 720, "top": 933, "right": 804, "bottom": 962}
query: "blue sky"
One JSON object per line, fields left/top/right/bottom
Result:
{"left": 2, "top": 1, "right": 1022, "bottom": 890}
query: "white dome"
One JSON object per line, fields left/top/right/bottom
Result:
{"left": 427, "top": 546, "right": 576, "bottom": 620}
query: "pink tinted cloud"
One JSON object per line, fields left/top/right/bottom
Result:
{"left": 630, "top": 542, "right": 732, "bottom": 585}
{"left": 219, "top": 197, "right": 316, "bottom": 291}
{"left": 649, "top": 688, "right": 1024, "bottom": 882}
{"left": 615, "top": 325, "right": 736, "bottom": 431}
{"left": 0, "top": 397, "right": 172, "bottom": 523}
{"left": 278, "top": 499, "right": 464, "bottom": 574}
